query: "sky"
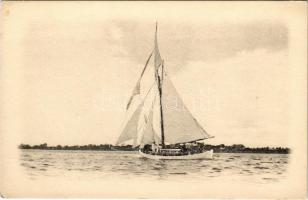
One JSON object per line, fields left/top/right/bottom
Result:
{"left": 1, "top": 2, "right": 306, "bottom": 147}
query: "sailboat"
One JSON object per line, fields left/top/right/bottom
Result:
{"left": 116, "top": 24, "right": 214, "bottom": 160}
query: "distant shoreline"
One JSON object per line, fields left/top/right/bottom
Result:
{"left": 18, "top": 143, "right": 290, "bottom": 154}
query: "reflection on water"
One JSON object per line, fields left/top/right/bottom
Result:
{"left": 20, "top": 150, "right": 288, "bottom": 183}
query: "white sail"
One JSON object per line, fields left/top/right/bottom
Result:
{"left": 136, "top": 85, "right": 154, "bottom": 144}
{"left": 137, "top": 84, "right": 161, "bottom": 145}
{"left": 118, "top": 82, "right": 161, "bottom": 146}
{"left": 116, "top": 53, "right": 156, "bottom": 145}
{"left": 116, "top": 82, "right": 157, "bottom": 146}
{"left": 126, "top": 52, "right": 153, "bottom": 110}
{"left": 116, "top": 102, "right": 143, "bottom": 146}
{"left": 161, "top": 73, "right": 212, "bottom": 144}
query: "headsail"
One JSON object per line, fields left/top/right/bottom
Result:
{"left": 116, "top": 52, "right": 155, "bottom": 145}
{"left": 137, "top": 83, "right": 161, "bottom": 145}
{"left": 126, "top": 52, "right": 153, "bottom": 110}
{"left": 116, "top": 102, "right": 143, "bottom": 146}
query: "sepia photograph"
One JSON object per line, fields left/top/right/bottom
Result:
{"left": 0, "top": 1, "right": 307, "bottom": 198}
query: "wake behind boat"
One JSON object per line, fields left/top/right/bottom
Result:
{"left": 116, "top": 23, "right": 214, "bottom": 160}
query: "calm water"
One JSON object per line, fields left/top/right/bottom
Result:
{"left": 20, "top": 149, "right": 289, "bottom": 184}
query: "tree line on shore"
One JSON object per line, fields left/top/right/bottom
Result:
{"left": 18, "top": 143, "right": 290, "bottom": 154}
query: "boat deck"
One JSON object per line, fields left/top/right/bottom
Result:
{"left": 141, "top": 148, "right": 206, "bottom": 156}
{"left": 139, "top": 149, "right": 214, "bottom": 160}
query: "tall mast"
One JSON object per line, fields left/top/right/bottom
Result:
{"left": 154, "top": 23, "right": 165, "bottom": 148}
{"left": 158, "top": 63, "right": 165, "bottom": 148}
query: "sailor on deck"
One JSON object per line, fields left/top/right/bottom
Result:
{"left": 152, "top": 143, "right": 156, "bottom": 153}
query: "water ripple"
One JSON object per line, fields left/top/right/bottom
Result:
{"left": 19, "top": 150, "right": 289, "bottom": 183}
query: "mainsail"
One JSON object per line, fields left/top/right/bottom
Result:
{"left": 162, "top": 74, "right": 211, "bottom": 144}
{"left": 116, "top": 24, "right": 212, "bottom": 146}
